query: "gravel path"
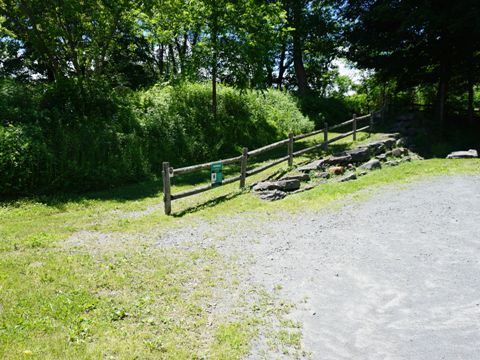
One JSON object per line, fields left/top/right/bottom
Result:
{"left": 162, "top": 175, "right": 480, "bottom": 359}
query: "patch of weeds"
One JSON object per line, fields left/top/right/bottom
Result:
{"left": 275, "top": 329, "right": 302, "bottom": 350}
{"left": 211, "top": 319, "right": 257, "bottom": 359}
{"left": 143, "top": 337, "right": 167, "bottom": 353}
{"left": 68, "top": 316, "right": 93, "bottom": 343}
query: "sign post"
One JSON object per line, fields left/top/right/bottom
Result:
{"left": 211, "top": 163, "right": 223, "bottom": 186}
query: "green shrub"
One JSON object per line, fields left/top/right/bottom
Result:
{"left": 0, "top": 124, "right": 51, "bottom": 196}
{"left": 0, "top": 80, "right": 312, "bottom": 196}
{"left": 134, "top": 83, "right": 313, "bottom": 173}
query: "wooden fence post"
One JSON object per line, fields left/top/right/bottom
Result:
{"left": 288, "top": 133, "right": 294, "bottom": 167}
{"left": 352, "top": 114, "right": 357, "bottom": 141}
{"left": 323, "top": 122, "right": 329, "bottom": 150}
{"left": 240, "top": 147, "right": 248, "bottom": 188}
{"left": 162, "top": 162, "right": 172, "bottom": 215}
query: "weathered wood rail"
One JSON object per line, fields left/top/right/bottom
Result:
{"left": 162, "top": 109, "right": 384, "bottom": 214}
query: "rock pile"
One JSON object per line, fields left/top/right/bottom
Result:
{"left": 253, "top": 134, "right": 421, "bottom": 201}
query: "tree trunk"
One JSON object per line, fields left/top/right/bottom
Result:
{"left": 168, "top": 44, "right": 177, "bottom": 75}
{"left": 158, "top": 44, "right": 164, "bottom": 76}
{"left": 291, "top": 1, "right": 309, "bottom": 95}
{"left": 277, "top": 41, "right": 287, "bottom": 90}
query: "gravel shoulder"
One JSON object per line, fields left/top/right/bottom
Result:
{"left": 161, "top": 175, "right": 480, "bottom": 359}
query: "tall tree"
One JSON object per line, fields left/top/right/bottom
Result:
{"left": 1, "top": 0, "right": 143, "bottom": 81}
{"left": 274, "top": 0, "right": 340, "bottom": 95}
{"left": 341, "top": 0, "right": 480, "bottom": 124}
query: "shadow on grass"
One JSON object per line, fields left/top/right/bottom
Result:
{"left": 1, "top": 129, "right": 375, "bottom": 210}
{"left": 171, "top": 190, "right": 245, "bottom": 218}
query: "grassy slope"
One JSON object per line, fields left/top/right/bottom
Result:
{"left": 1, "top": 130, "right": 479, "bottom": 359}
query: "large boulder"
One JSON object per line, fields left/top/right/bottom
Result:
{"left": 359, "top": 159, "right": 382, "bottom": 171}
{"left": 358, "top": 141, "right": 386, "bottom": 155}
{"left": 382, "top": 138, "right": 396, "bottom": 149}
{"left": 252, "top": 179, "right": 300, "bottom": 192}
{"left": 259, "top": 190, "right": 287, "bottom": 201}
{"left": 346, "top": 147, "right": 371, "bottom": 163}
{"left": 298, "top": 160, "right": 326, "bottom": 172}
{"left": 446, "top": 149, "right": 478, "bottom": 159}
{"left": 281, "top": 173, "right": 310, "bottom": 182}
{"left": 326, "top": 153, "right": 352, "bottom": 166}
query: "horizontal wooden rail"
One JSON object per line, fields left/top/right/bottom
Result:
{"left": 294, "top": 128, "right": 325, "bottom": 141}
{"left": 171, "top": 174, "right": 242, "bottom": 200}
{"left": 246, "top": 155, "right": 290, "bottom": 177}
{"left": 354, "top": 114, "right": 371, "bottom": 121}
{"left": 326, "top": 129, "right": 356, "bottom": 144}
{"left": 173, "top": 155, "right": 243, "bottom": 175}
{"left": 329, "top": 118, "right": 355, "bottom": 131}
{"left": 356, "top": 125, "right": 370, "bottom": 133}
{"left": 248, "top": 138, "right": 290, "bottom": 157}
{"left": 292, "top": 141, "right": 325, "bottom": 157}
{"left": 163, "top": 108, "right": 382, "bottom": 214}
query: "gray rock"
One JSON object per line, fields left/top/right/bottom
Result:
{"left": 276, "top": 179, "right": 301, "bottom": 191}
{"left": 446, "top": 149, "right": 478, "bottom": 159}
{"left": 313, "top": 171, "right": 330, "bottom": 179}
{"left": 376, "top": 153, "right": 387, "bottom": 161}
{"left": 252, "top": 182, "right": 276, "bottom": 192}
{"left": 357, "top": 170, "right": 368, "bottom": 177}
{"left": 385, "top": 160, "right": 400, "bottom": 167}
{"left": 340, "top": 173, "right": 357, "bottom": 182}
{"left": 252, "top": 179, "right": 300, "bottom": 192}
{"left": 382, "top": 138, "right": 396, "bottom": 149}
{"left": 346, "top": 147, "right": 370, "bottom": 162}
{"left": 396, "top": 137, "right": 407, "bottom": 147}
{"left": 298, "top": 160, "right": 326, "bottom": 172}
{"left": 326, "top": 153, "right": 352, "bottom": 166}
{"left": 259, "top": 190, "right": 287, "bottom": 201}
{"left": 383, "top": 132, "right": 401, "bottom": 139}
{"left": 358, "top": 141, "right": 386, "bottom": 155}
{"left": 401, "top": 156, "right": 412, "bottom": 162}
{"left": 281, "top": 173, "right": 310, "bottom": 182}
{"left": 392, "top": 147, "right": 408, "bottom": 158}
{"left": 359, "top": 159, "right": 382, "bottom": 171}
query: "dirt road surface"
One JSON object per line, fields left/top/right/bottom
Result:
{"left": 165, "top": 175, "right": 480, "bottom": 359}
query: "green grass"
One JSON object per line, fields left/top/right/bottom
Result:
{"left": 1, "top": 128, "right": 479, "bottom": 359}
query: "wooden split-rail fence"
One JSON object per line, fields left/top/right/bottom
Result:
{"left": 162, "top": 109, "right": 385, "bottom": 215}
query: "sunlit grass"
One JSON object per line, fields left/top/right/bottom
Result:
{"left": 1, "top": 127, "right": 479, "bottom": 359}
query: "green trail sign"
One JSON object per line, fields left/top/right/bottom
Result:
{"left": 211, "top": 163, "right": 223, "bottom": 186}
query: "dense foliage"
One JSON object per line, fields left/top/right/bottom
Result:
{"left": 0, "top": 80, "right": 312, "bottom": 196}
{"left": 341, "top": 0, "right": 480, "bottom": 123}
